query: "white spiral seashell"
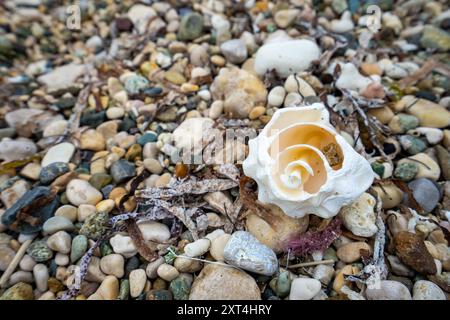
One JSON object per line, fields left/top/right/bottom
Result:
{"left": 242, "top": 103, "right": 374, "bottom": 218}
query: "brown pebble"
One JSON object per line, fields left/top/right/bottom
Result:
{"left": 175, "top": 163, "right": 189, "bottom": 178}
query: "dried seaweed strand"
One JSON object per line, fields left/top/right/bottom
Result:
{"left": 126, "top": 219, "right": 159, "bottom": 262}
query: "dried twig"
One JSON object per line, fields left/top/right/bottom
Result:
{"left": 0, "top": 239, "right": 32, "bottom": 288}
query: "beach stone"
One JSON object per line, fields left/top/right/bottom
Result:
{"left": 365, "top": 280, "right": 412, "bottom": 300}
{"left": 33, "top": 264, "right": 49, "bottom": 292}
{"left": 110, "top": 160, "right": 136, "bottom": 184}
{"left": 177, "top": 12, "right": 204, "bottom": 41}
{"left": 398, "top": 153, "right": 440, "bottom": 181}
{"left": 8, "top": 271, "right": 33, "bottom": 286}
{"left": 274, "top": 9, "right": 299, "bottom": 28}
{"left": 66, "top": 179, "right": 103, "bottom": 206}
{"left": 399, "top": 135, "right": 426, "bottom": 155}
{"left": 143, "top": 158, "right": 163, "bottom": 174}
{"left": 44, "top": 122, "right": 68, "bottom": 137}
{"left": 313, "top": 265, "right": 335, "bottom": 285}
{"left": 124, "top": 75, "right": 149, "bottom": 95}
{"left": 137, "top": 221, "right": 171, "bottom": 243}
{"left": 170, "top": 276, "right": 190, "bottom": 300}
{"left": 0, "top": 138, "right": 37, "bottom": 162}
{"left": 129, "top": 269, "right": 146, "bottom": 298}
{"left": 27, "top": 241, "right": 53, "bottom": 262}
{"left": 172, "top": 117, "right": 214, "bottom": 151}
{"left": 403, "top": 96, "right": 450, "bottom": 128}
{"left": 89, "top": 173, "right": 113, "bottom": 190}
{"left": 84, "top": 256, "right": 106, "bottom": 283}
{"left": 373, "top": 182, "right": 403, "bottom": 209}
{"left": 146, "top": 257, "right": 165, "bottom": 279}
{"left": 223, "top": 231, "right": 278, "bottom": 276}
{"left": 46, "top": 231, "right": 71, "bottom": 254}
{"left": 157, "top": 264, "right": 179, "bottom": 282}
{"left": 267, "top": 86, "right": 286, "bottom": 107}
{"left": 394, "top": 162, "right": 418, "bottom": 181}
{"left": 77, "top": 204, "right": 97, "bottom": 222}
{"left": 41, "top": 143, "right": 75, "bottom": 167}
{"left": 210, "top": 233, "right": 231, "bottom": 262}
{"left": 220, "top": 39, "right": 247, "bottom": 64}
{"left": 336, "top": 242, "right": 372, "bottom": 263}
{"left": 80, "top": 129, "right": 105, "bottom": 151}
{"left": 39, "top": 162, "right": 70, "bottom": 185}
{"left": 79, "top": 212, "right": 109, "bottom": 240}
{"left": 20, "top": 163, "right": 41, "bottom": 180}
{"left": 19, "top": 254, "right": 36, "bottom": 272}
{"left": 1, "top": 179, "right": 30, "bottom": 209}
{"left": 174, "top": 257, "right": 203, "bottom": 273}
{"left": 413, "top": 280, "right": 446, "bottom": 300}
{"left": 37, "top": 64, "right": 85, "bottom": 91}
{"left": 54, "top": 253, "right": 69, "bottom": 266}
{"left": 289, "top": 278, "right": 321, "bottom": 300}
{"left": 254, "top": 40, "right": 320, "bottom": 78}
{"left": 0, "top": 282, "right": 34, "bottom": 300}
{"left": 395, "top": 231, "right": 437, "bottom": 275}
{"left": 339, "top": 193, "right": 378, "bottom": 237}
{"left": 88, "top": 276, "right": 119, "bottom": 300}
{"left": 184, "top": 239, "right": 210, "bottom": 258}
{"left": 189, "top": 264, "right": 261, "bottom": 300}
{"left": 100, "top": 254, "right": 125, "bottom": 278}
{"left": 42, "top": 217, "right": 74, "bottom": 235}
{"left": 127, "top": 4, "right": 156, "bottom": 34}
{"left": 435, "top": 145, "right": 450, "bottom": 180}
{"left": 54, "top": 205, "right": 77, "bottom": 222}
{"left": 146, "top": 289, "right": 172, "bottom": 300}
{"left": 0, "top": 245, "right": 15, "bottom": 271}
{"left": 388, "top": 114, "right": 419, "bottom": 134}
{"left": 210, "top": 67, "right": 267, "bottom": 118}
{"left": 109, "top": 234, "right": 137, "bottom": 258}
{"left": 420, "top": 26, "right": 450, "bottom": 51}
{"left": 408, "top": 178, "right": 440, "bottom": 212}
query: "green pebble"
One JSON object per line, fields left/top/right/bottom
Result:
{"left": 170, "top": 276, "right": 191, "bottom": 300}
{"left": 269, "top": 271, "right": 291, "bottom": 298}
{"left": 371, "top": 162, "right": 385, "bottom": 177}
{"left": 27, "top": 241, "right": 53, "bottom": 262}
{"left": 100, "top": 241, "right": 113, "bottom": 257}
{"left": 394, "top": 162, "right": 419, "bottom": 182}
{"left": 118, "top": 279, "right": 130, "bottom": 300}
{"left": 137, "top": 132, "right": 157, "bottom": 145}
{"left": 71, "top": 235, "right": 88, "bottom": 263}
{"left": 79, "top": 211, "right": 109, "bottom": 240}
{"left": 89, "top": 173, "right": 113, "bottom": 190}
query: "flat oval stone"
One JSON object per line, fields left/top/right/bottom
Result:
{"left": 41, "top": 142, "right": 75, "bottom": 168}
{"left": 223, "top": 231, "right": 278, "bottom": 276}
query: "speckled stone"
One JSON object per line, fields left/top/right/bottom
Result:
{"left": 223, "top": 231, "right": 278, "bottom": 276}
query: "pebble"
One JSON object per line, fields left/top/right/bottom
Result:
{"left": 38, "top": 64, "right": 85, "bottom": 91}
{"left": 254, "top": 40, "right": 321, "bottom": 78}
{"left": 220, "top": 39, "right": 247, "bottom": 64}
{"left": 170, "top": 276, "right": 191, "bottom": 300}
{"left": 143, "top": 158, "right": 163, "bottom": 174}
{"left": 0, "top": 138, "right": 37, "bottom": 162}
{"left": 365, "top": 280, "right": 412, "bottom": 300}
{"left": 110, "top": 160, "right": 136, "bottom": 184}
{"left": 157, "top": 264, "right": 179, "bottom": 282}
{"left": 27, "top": 241, "right": 53, "bottom": 262}
{"left": 0, "top": 282, "right": 34, "bottom": 300}
{"left": 33, "top": 264, "right": 49, "bottom": 292}
{"left": 109, "top": 234, "right": 137, "bottom": 258}
{"left": 223, "top": 231, "right": 278, "bottom": 276}
{"left": 289, "top": 278, "right": 322, "bottom": 300}
{"left": 137, "top": 221, "right": 171, "bottom": 243}
{"left": 177, "top": 12, "right": 204, "bottom": 41}
{"left": 174, "top": 257, "right": 202, "bottom": 273}
{"left": 9, "top": 271, "right": 33, "bottom": 286}
{"left": 54, "top": 253, "right": 69, "bottom": 266}
{"left": 399, "top": 135, "right": 427, "bottom": 155}
{"left": 336, "top": 63, "right": 373, "bottom": 92}
{"left": 66, "top": 179, "right": 103, "bottom": 206}
{"left": 20, "top": 163, "right": 41, "bottom": 180}
{"left": 337, "top": 242, "right": 372, "bottom": 263}
{"left": 413, "top": 280, "right": 446, "bottom": 300}
{"left": 146, "top": 257, "right": 165, "bottom": 279}
{"left": 42, "top": 217, "right": 74, "bottom": 235}
{"left": 172, "top": 117, "right": 214, "bottom": 151}
{"left": 209, "top": 101, "right": 224, "bottom": 119}
{"left": 339, "top": 193, "right": 378, "bottom": 237}
{"left": 402, "top": 96, "right": 450, "bottom": 128}
{"left": 54, "top": 205, "right": 77, "bottom": 222}
{"left": 267, "top": 86, "right": 286, "bottom": 107}
{"left": 41, "top": 143, "right": 75, "bottom": 168}
{"left": 420, "top": 25, "right": 450, "bottom": 51}
{"left": 436, "top": 145, "right": 450, "bottom": 180}
{"left": 408, "top": 178, "right": 441, "bottom": 212}
{"left": 210, "top": 67, "right": 267, "bottom": 118}
{"left": 274, "top": 9, "right": 299, "bottom": 28}
{"left": 19, "top": 255, "right": 36, "bottom": 272}
{"left": 39, "top": 162, "right": 70, "bottom": 185}
{"left": 0, "top": 245, "right": 15, "bottom": 271}
{"left": 184, "top": 238, "right": 210, "bottom": 258}
{"left": 210, "top": 233, "right": 231, "bottom": 262}
{"left": 330, "top": 11, "right": 354, "bottom": 33}
{"left": 313, "top": 265, "right": 335, "bottom": 285}
{"left": 88, "top": 276, "right": 119, "bottom": 300}
{"left": 398, "top": 153, "right": 440, "bottom": 181}
{"left": 394, "top": 162, "right": 419, "bottom": 182}
{"left": 129, "top": 269, "right": 147, "bottom": 298}
{"left": 100, "top": 254, "right": 125, "bottom": 278}
{"left": 189, "top": 264, "right": 260, "bottom": 300}
{"left": 46, "top": 231, "right": 71, "bottom": 254}
{"left": 389, "top": 114, "right": 419, "bottom": 134}
{"left": 395, "top": 231, "right": 437, "bottom": 275}
{"left": 80, "top": 129, "right": 106, "bottom": 151}
{"left": 77, "top": 204, "right": 97, "bottom": 222}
